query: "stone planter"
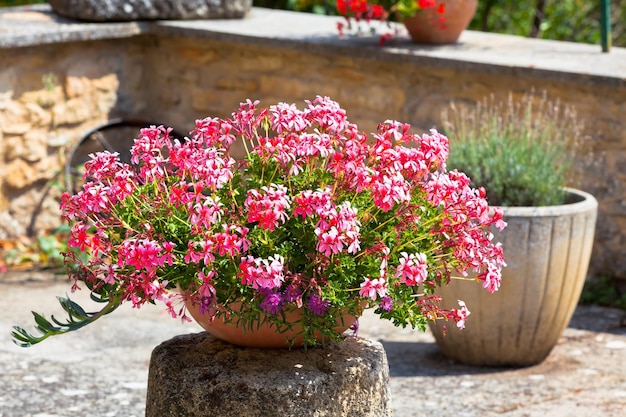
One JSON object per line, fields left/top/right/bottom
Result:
{"left": 47, "top": 0, "right": 252, "bottom": 22}
{"left": 402, "top": 0, "right": 478, "bottom": 44}
{"left": 429, "top": 188, "right": 598, "bottom": 367}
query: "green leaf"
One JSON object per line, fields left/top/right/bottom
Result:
{"left": 11, "top": 294, "right": 122, "bottom": 347}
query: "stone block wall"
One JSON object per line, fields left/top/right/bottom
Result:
{"left": 0, "top": 11, "right": 624, "bottom": 279}
{"left": 0, "top": 38, "right": 146, "bottom": 237}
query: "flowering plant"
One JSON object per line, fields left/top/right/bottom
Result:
{"left": 12, "top": 96, "right": 505, "bottom": 348}
{"left": 336, "top": 0, "right": 444, "bottom": 43}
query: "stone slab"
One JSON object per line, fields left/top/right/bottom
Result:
{"left": 146, "top": 333, "right": 391, "bottom": 417}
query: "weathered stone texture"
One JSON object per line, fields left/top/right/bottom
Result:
{"left": 0, "top": 40, "right": 145, "bottom": 238}
{"left": 146, "top": 333, "right": 391, "bottom": 417}
{"left": 47, "top": 0, "right": 252, "bottom": 21}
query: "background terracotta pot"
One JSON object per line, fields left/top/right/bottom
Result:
{"left": 429, "top": 188, "right": 598, "bottom": 367}
{"left": 403, "top": 0, "right": 478, "bottom": 44}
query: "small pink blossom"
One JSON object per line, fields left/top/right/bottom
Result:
{"left": 395, "top": 252, "right": 428, "bottom": 286}
{"left": 269, "top": 102, "right": 310, "bottom": 134}
{"left": 117, "top": 238, "right": 174, "bottom": 274}
{"left": 245, "top": 184, "right": 291, "bottom": 230}
{"left": 292, "top": 188, "right": 333, "bottom": 219}
{"left": 447, "top": 300, "right": 471, "bottom": 330}
{"left": 130, "top": 125, "right": 173, "bottom": 181}
{"left": 68, "top": 222, "right": 91, "bottom": 252}
{"left": 84, "top": 151, "right": 122, "bottom": 182}
{"left": 212, "top": 224, "right": 250, "bottom": 257}
{"left": 238, "top": 255, "right": 285, "bottom": 290}
{"left": 198, "top": 270, "right": 217, "bottom": 298}
{"left": 315, "top": 227, "right": 343, "bottom": 257}
{"left": 359, "top": 276, "right": 388, "bottom": 300}
{"left": 163, "top": 293, "right": 193, "bottom": 323}
{"left": 191, "top": 117, "right": 236, "bottom": 149}
{"left": 190, "top": 196, "right": 223, "bottom": 231}
{"left": 100, "top": 263, "right": 118, "bottom": 285}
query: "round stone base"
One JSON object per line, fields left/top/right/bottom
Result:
{"left": 47, "top": 0, "right": 252, "bottom": 22}
{"left": 146, "top": 333, "right": 391, "bottom": 417}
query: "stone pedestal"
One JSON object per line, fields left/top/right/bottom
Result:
{"left": 146, "top": 333, "right": 391, "bottom": 417}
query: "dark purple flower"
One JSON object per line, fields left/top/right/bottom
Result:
{"left": 306, "top": 294, "right": 330, "bottom": 316}
{"left": 260, "top": 291, "right": 283, "bottom": 315}
{"left": 350, "top": 320, "right": 359, "bottom": 336}
{"left": 380, "top": 295, "right": 393, "bottom": 312}
{"left": 199, "top": 295, "right": 215, "bottom": 315}
{"left": 283, "top": 274, "right": 304, "bottom": 305}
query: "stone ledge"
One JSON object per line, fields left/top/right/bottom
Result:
{"left": 0, "top": 5, "right": 146, "bottom": 48}
{"left": 146, "top": 332, "right": 391, "bottom": 417}
{"left": 1, "top": 5, "right": 624, "bottom": 87}
{"left": 152, "top": 9, "right": 626, "bottom": 87}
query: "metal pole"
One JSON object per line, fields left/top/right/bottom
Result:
{"left": 600, "top": 0, "right": 611, "bottom": 52}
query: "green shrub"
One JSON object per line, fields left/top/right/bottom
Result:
{"left": 0, "top": 0, "right": 44, "bottom": 7}
{"left": 580, "top": 276, "right": 626, "bottom": 311}
{"left": 441, "top": 91, "right": 585, "bottom": 207}
{"left": 253, "top": 0, "right": 337, "bottom": 15}
{"left": 470, "top": 0, "right": 626, "bottom": 47}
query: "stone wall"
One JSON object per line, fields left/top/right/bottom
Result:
{"left": 0, "top": 38, "right": 147, "bottom": 237}
{"left": 0, "top": 8, "right": 624, "bottom": 278}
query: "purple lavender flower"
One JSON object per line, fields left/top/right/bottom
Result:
{"left": 306, "top": 294, "right": 331, "bottom": 316}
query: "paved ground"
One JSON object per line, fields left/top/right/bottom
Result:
{"left": 1, "top": 271, "right": 625, "bottom": 417}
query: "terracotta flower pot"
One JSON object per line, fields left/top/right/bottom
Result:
{"left": 429, "top": 188, "right": 598, "bottom": 367}
{"left": 185, "top": 300, "right": 361, "bottom": 349}
{"left": 403, "top": 0, "right": 478, "bottom": 44}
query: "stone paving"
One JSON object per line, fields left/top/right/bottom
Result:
{"left": 1, "top": 271, "right": 625, "bottom": 417}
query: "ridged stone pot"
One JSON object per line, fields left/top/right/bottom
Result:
{"left": 429, "top": 188, "right": 597, "bottom": 367}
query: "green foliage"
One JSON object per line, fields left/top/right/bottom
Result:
{"left": 441, "top": 91, "right": 585, "bottom": 207}
{"left": 580, "top": 276, "right": 626, "bottom": 311}
{"left": 253, "top": 0, "right": 338, "bottom": 15}
{"left": 12, "top": 293, "right": 121, "bottom": 347}
{"left": 469, "top": 0, "right": 626, "bottom": 47}
{"left": 1, "top": 225, "right": 72, "bottom": 270}
{"left": 0, "top": 0, "right": 44, "bottom": 7}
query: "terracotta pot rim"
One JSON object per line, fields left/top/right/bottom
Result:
{"left": 499, "top": 187, "right": 597, "bottom": 217}
{"left": 185, "top": 298, "right": 364, "bottom": 348}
